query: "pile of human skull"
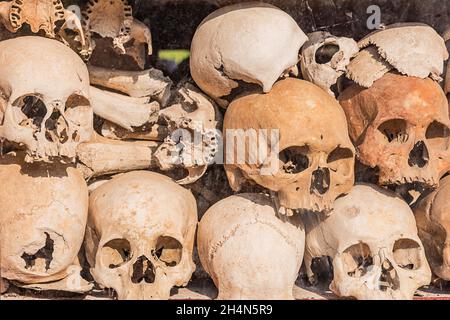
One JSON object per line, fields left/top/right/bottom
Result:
{"left": 1, "top": 1, "right": 450, "bottom": 300}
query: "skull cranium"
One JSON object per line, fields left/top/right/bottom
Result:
{"left": 190, "top": 2, "right": 307, "bottom": 107}
{"left": 303, "top": 184, "right": 431, "bottom": 300}
{"left": 224, "top": 78, "right": 355, "bottom": 214}
{"left": 300, "top": 31, "right": 358, "bottom": 97}
{"left": 197, "top": 193, "right": 305, "bottom": 300}
{"left": 0, "top": 36, "right": 93, "bottom": 163}
{"left": 339, "top": 73, "right": 450, "bottom": 194}
{"left": 84, "top": 171, "right": 197, "bottom": 300}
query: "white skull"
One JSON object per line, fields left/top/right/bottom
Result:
{"left": 304, "top": 184, "right": 431, "bottom": 300}
{"left": 197, "top": 193, "right": 305, "bottom": 300}
{"left": 414, "top": 175, "right": 450, "bottom": 281}
{"left": 85, "top": 171, "right": 197, "bottom": 300}
{"left": 0, "top": 152, "right": 88, "bottom": 286}
{"left": 347, "top": 23, "right": 448, "bottom": 88}
{"left": 190, "top": 2, "right": 307, "bottom": 107}
{"left": 0, "top": 36, "right": 93, "bottom": 162}
{"left": 301, "top": 31, "right": 358, "bottom": 97}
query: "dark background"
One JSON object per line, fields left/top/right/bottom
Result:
{"left": 62, "top": 0, "right": 450, "bottom": 54}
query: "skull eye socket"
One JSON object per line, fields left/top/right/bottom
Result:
{"left": 327, "top": 147, "right": 354, "bottom": 163}
{"left": 13, "top": 95, "right": 47, "bottom": 128}
{"left": 342, "top": 242, "right": 373, "bottom": 278}
{"left": 377, "top": 119, "right": 408, "bottom": 144}
{"left": 327, "top": 147, "right": 354, "bottom": 173}
{"left": 152, "top": 236, "right": 182, "bottom": 267}
{"left": 393, "top": 239, "right": 421, "bottom": 270}
{"left": 101, "top": 239, "right": 132, "bottom": 269}
{"left": 279, "top": 146, "right": 309, "bottom": 174}
{"left": 65, "top": 94, "right": 91, "bottom": 126}
{"left": 425, "top": 121, "right": 449, "bottom": 151}
{"left": 315, "top": 44, "right": 340, "bottom": 64}
{"left": 65, "top": 94, "right": 90, "bottom": 110}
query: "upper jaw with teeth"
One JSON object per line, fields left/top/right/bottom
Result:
{"left": 382, "top": 176, "right": 437, "bottom": 188}
{"left": 277, "top": 200, "right": 333, "bottom": 216}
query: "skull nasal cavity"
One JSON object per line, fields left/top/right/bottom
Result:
{"left": 45, "top": 110, "right": 62, "bottom": 131}
{"left": 131, "top": 256, "right": 155, "bottom": 284}
{"left": 315, "top": 44, "right": 340, "bottom": 64}
{"left": 408, "top": 141, "right": 429, "bottom": 168}
{"left": 310, "top": 167, "right": 330, "bottom": 195}
{"left": 379, "top": 259, "right": 400, "bottom": 291}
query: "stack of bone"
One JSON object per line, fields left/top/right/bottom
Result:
{"left": 0, "top": 0, "right": 450, "bottom": 300}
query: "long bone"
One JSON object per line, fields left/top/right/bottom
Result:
{"left": 99, "top": 85, "right": 217, "bottom": 141}
{"left": 76, "top": 133, "right": 209, "bottom": 185}
{"left": 88, "top": 65, "right": 172, "bottom": 106}
{"left": 90, "top": 86, "right": 160, "bottom": 131}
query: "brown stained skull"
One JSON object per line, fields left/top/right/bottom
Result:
{"left": 224, "top": 78, "right": 355, "bottom": 214}
{"left": 339, "top": 73, "right": 450, "bottom": 192}
{"left": 0, "top": 37, "right": 93, "bottom": 162}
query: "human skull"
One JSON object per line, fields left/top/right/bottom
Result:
{"left": 0, "top": 36, "right": 93, "bottom": 163}
{"left": 190, "top": 2, "right": 307, "bottom": 107}
{"left": 347, "top": 23, "right": 448, "bottom": 88}
{"left": 300, "top": 31, "right": 358, "bottom": 97}
{"left": 85, "top": 171, "right": 197, "bottom": 300}
{"left": 197, "top": 193, "right": 305, "bottom": 300}
{"left": 0, "top": 152, "right": 88, "bottom": 286}
{"left": 304, "top": 184, "right": 431, "bottom": 300}
{"left": 414, "top": 175, "right": 450, "bottom": 281}
{"left": 81, "top": 0, "right": 152, "bottom": 59}
{"left": 224, "top": 78, "right": 355, "bottom": 214}
{"left": 0, "top": 0, "right": 87, "bottom": 54}
{"left": 0, "top": 0, "right": 66, "bottom": 36}
{"left": 339, "top": 73, "right": 450, "bottom": 191}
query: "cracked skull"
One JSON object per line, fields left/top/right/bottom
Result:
{"left": 300, "top": 31, "right": 358, "bottom": 97}
{"left": 190, "top": 2, "right": 307, "bottom": 107}
{"left": 85, "top": 171, "right": 197, "bottom": 300}
{"left": 224, "top": 78, "right": 355, "bottom": 214}
{"left": 0, "top": 36, "right": 93, "bottom": 162}
{"left": 339, "top": 73, "right": 450, "bottom": 190}
{"left": 304, "top": 184, "right": 431, "bottom": 300}
{"left": 347, "top": 23, "right": 448, "bottom": 88}
{"left": 414, "top": 175, "right": 450, "bottom": 281}
{"left": 0, "top": 153, "right": 88, "bottom": 286}
{"left": 197, "top": 193, "right": 305, "bottom": 300}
